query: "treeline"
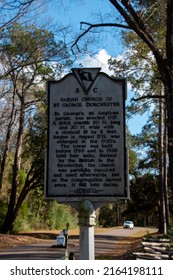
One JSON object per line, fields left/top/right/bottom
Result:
{"left": 0, "top": 1, "right": 77, "bottom": 233}
{"left": 0, "top": 194, "right": 78, "bottom": 232}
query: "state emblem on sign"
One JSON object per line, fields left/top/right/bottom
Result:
{"left": 72, "top": 68, "right": 101, "bottom": 94}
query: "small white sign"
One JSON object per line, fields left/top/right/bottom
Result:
{"left": 45, "top": 68, "right": 128, "bottom": 203}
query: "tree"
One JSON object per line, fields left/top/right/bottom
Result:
{"left": 124, "top": 173, "right": 160, "bottom": 226}
{"left": 73, "top": 0, "right": 173, "bottom": 200}
{"left": 0, "top": 0, "right": 45, "bottom": 31}
{"left": 127, "top": 128, "right": 139, "bottom": 178}
{"left": 134, "top": 109, "right": 160, "bottom": 173}
{"left": 4, "top": 106, "right": 48, "bottom": 232}
{"left": 0, "top": 23, "right": 70, "bottom": 233}
{"left": 133, "top": 108, "right": 170, "bottom": 231}
{"left": 98, "top": 128, "right": 139, "bottom": 228}
{"left": 107, "top": 3, "right": 170, "bottom": 233}
{"left": 110, "top": 0, "right": 173, "bottom": 200}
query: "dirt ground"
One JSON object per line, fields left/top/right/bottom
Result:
{"left": 96, "top": 236, "right": 143, "bottom": 260}
{"left": 0, "top": 228, "right": 143, "bottom": 259}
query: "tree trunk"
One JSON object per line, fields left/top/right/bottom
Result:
{"left": 167, "top": 98, "right": 173, "bottom": 192}
{"left": 164, "top": 120, "right": 170, "bottom": 226}
{"left": 1, "top": 97, "right": 25, "bottom": 233}
{"left": 165, "top": 0, "right": 173, "bottom": 197}
{"left": 7, "top": 185, "right": 30, "bottom": 232}
{"left": 0, "top": 93, "right": 16, "bottom": 190}
{"left": 159, "top": 89, "right": 168, "bottom": 234}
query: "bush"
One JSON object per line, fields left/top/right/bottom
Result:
{"left": 12, "top": 199, "right": 78, "bottom": 232}
{"left": 47, "top": 201, "right": 77, "bottom": 230}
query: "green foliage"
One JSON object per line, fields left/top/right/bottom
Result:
{"left": 133, "top": 108, "right": 160, "bottom": 174}
{"left": 123, "top": 173, "right": 160, "bottom": 225}
{"left": 167, "top": 223, "right": 173, "bottom": 242}
{"left": 18, "top": 170, "right": 27, "bottom": 188}
{"left": 4, "top": 23, "right": 69, "bottom": 65}
{"left": 47, "top": 201, "right": 77, "bottom": 230}
{"left": 0, "top": 200, "right": 7, "bottom": 228}
{"left": 108, "top": 1, "right": 164, "bottom": 118}
{"left": 99, "top": 204, "right": 117, "bottom": 227}
{"left": 0, "top": 20, "right": 73, "bottom": 233}
{"left": 127, "top": 128, "right": 139, "bottom": 177}
{"left": 98, "top": 203, "right": 125, "bottom": 227}
{"left": 11, "top": 195, "right": 78, "bottom": 233}
{"left": 12, "top": 200, "right": 30, "bottom": 233}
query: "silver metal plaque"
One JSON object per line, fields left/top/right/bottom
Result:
{"left": 45, "top": 68, "right": 128, "bottom": 203}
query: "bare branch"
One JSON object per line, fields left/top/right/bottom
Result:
{"left": 132, "top": 95, "right": 165, "bottom": 101}
{"left": 109, "top": 0, "right": 165, "bottom": 68}
{"left": 0, "top": 0, "right": 37, "bottom": 31}
{"left": 71, "top": 21, "right": 131, "bottom": 53}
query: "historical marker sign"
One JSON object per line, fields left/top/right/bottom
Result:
{"left": 45, "top": 68, "right": 128, "bottom": 203}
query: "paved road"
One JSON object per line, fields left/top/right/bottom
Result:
{"left": 0, "top": 227, "right": 157, "bottom": 260}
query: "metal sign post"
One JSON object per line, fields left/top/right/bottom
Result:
{"left": 78, "top": 200, "right": 96, "bottom": 260}
{"left": 45, "top": 68, "right": 128, "bottom": 259}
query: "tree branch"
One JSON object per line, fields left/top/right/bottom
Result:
{"left": 109, "top": 0, "right": 165, "bottom": 69}
{"left": 71, "top": 21, "right": 131, "bottom": 53}
{"left": 132, "top": 95, "right": 165, "bottom": 101}
{"left": 166, "top": 0, "right": 173, "bottom": 69}
{"left": 0, "top": 0, "right": 36, "bottom": 31}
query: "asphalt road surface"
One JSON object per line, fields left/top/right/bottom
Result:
{"left": 0, "top": 227, "right": 157, "bottom": 260}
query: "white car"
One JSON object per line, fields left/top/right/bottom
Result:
{"left": 123, "top": 221, "right": 134, "bottom": 229}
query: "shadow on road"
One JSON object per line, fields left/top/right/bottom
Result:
{"left": 20, "top": 232, "right": 58, "bottom": 240}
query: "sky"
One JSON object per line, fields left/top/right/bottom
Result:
{"left": 44, "top": 0, "right": 148, "bottom": 135}
{"left": 46, "top": 0, "right": 123, "bottom": 56}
